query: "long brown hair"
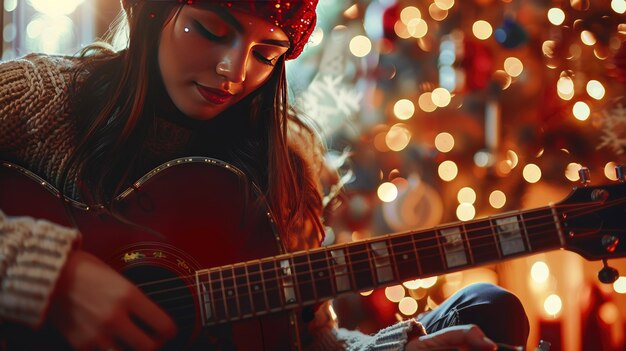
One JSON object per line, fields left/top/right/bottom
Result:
{"left": 62, "top": 2, "right": 324, "bottom": 243}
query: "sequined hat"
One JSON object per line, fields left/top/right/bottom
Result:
{"left": 123, "top": 0, "right": 318, "bottom": 60}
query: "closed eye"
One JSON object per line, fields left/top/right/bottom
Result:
{"left": 191, "top": 20, "right": 225, "bottom": 42}
{"left": 253, "top": 51, "right": 279, "bottom": 66}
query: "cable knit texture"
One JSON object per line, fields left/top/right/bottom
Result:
{"left": 0, "top": 53, "right": 413, "bottom": 348}
{"left": 0, "top": 54, "right": 81, "bottom": 328}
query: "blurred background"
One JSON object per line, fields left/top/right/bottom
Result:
{"left": 2, "top": 0, "right": 625, "bottom": 350}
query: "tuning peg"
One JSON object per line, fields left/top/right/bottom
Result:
{"left": 578, "top": 167, "right": 591, "bottom": 185}
{"left": 615, "top": 165, "right": 626, "bottom": 182}
{"left": 598, "top": 259, "right": 619, "bottom": 284}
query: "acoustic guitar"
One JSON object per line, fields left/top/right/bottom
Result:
{"left": 1, "top": 157, "right": 625, "bottom": 350}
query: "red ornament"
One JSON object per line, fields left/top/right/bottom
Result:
{"left": 382, "top": 2, "right": 400, "bottom": 42}
{"left": 608, "top": 42, "right": 626, "bottom": 83}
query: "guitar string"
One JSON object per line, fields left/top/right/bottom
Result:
{"left": 135, "top": 198, "right": 617, "bottom": 291}
{"left": 135, "top": 200, "right": 624, "bottom": 308}
{"left": 129, "top": 198, "right": 626, "bottom": 321}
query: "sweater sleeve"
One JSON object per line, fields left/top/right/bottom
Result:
{"left": 0, "top": 54, "right": 80, "bottom": 328}
{"left": 0, "top": 210, "right": 80, "bottom": 327}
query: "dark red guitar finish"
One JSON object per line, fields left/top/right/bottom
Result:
{"left": 0, "top": 158, "right": 300, "bottom": 350}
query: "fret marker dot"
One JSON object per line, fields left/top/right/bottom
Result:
{"left": 318, "top": 272, "right": 324, "bottom": 277}
{"left": 403, "top": 254, "right": 408, "bottom": 260}
{"left": 254, "top": 285, "right": 260, "bottom": 291}
{"left": 228, "top": 290, "right": 233, "bottom": 296}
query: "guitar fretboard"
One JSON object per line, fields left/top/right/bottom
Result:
{"left": 195, "top": 206, "right": 564, "bottom": 325}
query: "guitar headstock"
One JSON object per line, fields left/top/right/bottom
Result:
{"left": 557, "top": 180, "right": 626, "bottom": 261}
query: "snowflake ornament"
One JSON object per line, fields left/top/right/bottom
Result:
{"left": 597, "top": 102, "right": 626, "bottom": 155}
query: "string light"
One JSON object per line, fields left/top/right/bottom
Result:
{"left": 435, "top": 132, "right": 455, "bottom": 152}
{"left": 543, "top": 294, "right": 562, "bottom": 316}
{"left": 472, "top": 20, "right": 493, "bottom": 40}
{"left": 349, "top": 35, "right": 372, "bottom": 57}
{"left": 377, "top": 182, "right": 398, "bottom": 202}
{"left": 530, "top": 261, "right": 550, "bottom": 283}
{"left": 438, "top": 160, "right": 458, "bottom": 181}
{"left": 489, "top": 190, "right": 506, "bottom": 209}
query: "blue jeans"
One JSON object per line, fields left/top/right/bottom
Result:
{"left": 417, "top": 283, "right": 530, "bottom": 346}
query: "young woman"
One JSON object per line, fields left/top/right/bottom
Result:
{"left": 0, "top": 0, "right": 528, "bottom": 350}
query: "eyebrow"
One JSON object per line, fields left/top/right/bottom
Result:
{"left": 195, "top": 4, "right": 291, "bottom": 48}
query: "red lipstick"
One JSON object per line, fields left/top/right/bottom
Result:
{"left": 195, "top": 83, "right": 234, "bottom": 105}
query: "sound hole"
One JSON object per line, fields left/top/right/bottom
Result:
{"left": 124, "top": 265, "right": 196, "bottom": 350}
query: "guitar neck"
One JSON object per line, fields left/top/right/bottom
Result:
{"left": 195, "top": 205, "right": 565, "bottom": 325}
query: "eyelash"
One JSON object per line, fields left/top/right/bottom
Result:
{"left": 192, "top": 21, "right": 277, "bottom": 67}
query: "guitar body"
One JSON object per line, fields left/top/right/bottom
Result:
{"left": 0, "top": 159, "right": 299, "bottom": 350}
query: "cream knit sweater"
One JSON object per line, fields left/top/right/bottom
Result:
{"left": 0, "top": 54, "right": 416, "bottom": 350}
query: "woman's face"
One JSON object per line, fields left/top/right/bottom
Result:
{"left": 158, "top": 5, "right": 289, "bottom": 120}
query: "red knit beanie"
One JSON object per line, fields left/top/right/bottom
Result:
{"left": 122, "top": 0, "right": 318, "bottom": 60}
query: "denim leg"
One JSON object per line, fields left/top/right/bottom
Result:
{"left": 417, "top": 283, "right": 529, "bottom": 346}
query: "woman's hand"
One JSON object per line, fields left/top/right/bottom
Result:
{"left": 48, "top": 250, "right": 177, "bottom": 351}
{"left": 405, "top": 324, "right": 498, "bottom": 351}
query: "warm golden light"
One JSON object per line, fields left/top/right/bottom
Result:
{"left": 580, "top": 30, "right": 597, "bottom": 46}
{"left": 398, "top": 297, "right": 419, "bottom": 315}
{"left": 457, "top": 187, "right": 476, "bottom": 204}
{"left": 434, "top": 0, "right": 455, "bottom": 10}
{"left": 507, "top": 150, "right": 519, "bottom": 168}
{"left": 394, "top": 99, "right": 415, "bottom": 120}
{"left": 429, "top": 3, "right": 448, "bottom": 21}
{"left": 386, "top": 124, "right": 411, "bottom": 151}
{"left": 349, "top": 35, "right": 372, "bottom": 57}
{"left": 385, "top": 285, "right": 406, "bottom": 302}
{"left": 456, "top": 203, "right": 476, "bottom": 221}
{"left": 435, "top": 132, "right": 455, "bottom": 153}
{"left": 523, "top": 164, "right": 542, "bottom": 183}
{"left": 400, "top": 6, "right": 421, "bottom": 24}
{"left": 586, "top": 80, "right": 605, "bottom": 100}
{"left": 418, "top": 92, "right": 437, "bottom": 112}
{"left": 438, "top": 160, "right": 458, "bottom": 182}
{"left": 557, "top": 75, "right": 574, "bottom": 100}
{"left": 547, "top": 8, "right": 566, "bottom": 25}
{"left": 402, "top": 280, "right": 421, "bottom": 289}
{"left": 431, "top": 87, "right": 452, "bottom": 107}
{"left": 472, "top": 20, "right": 493, "bottom": 40}
{"left": 394, "top": 21, "right": 411, "bottom": 40}
{"left": 614, "top": 276, "right": 626, "bottom": 294}
{"left": 489, "top": 190, "right": 506, "bottom": 209}
{"left": 605, "top": 162, "right": 619, "bottom": 181}
{"left": 360, "top": 290, "right": 374, "bottom": 296}
{"left": 421, "top": 276, "right": 437, "bottom": 288}
{"left": 407, "top": 18, "right": 428, "bottom": 38}
{"left": 544, "top": 294, "right": 562, "bottom": 316}
{"left": 531, "top": 261, "right": 550, "bottom": 283}
{"left": 503, "top": 57, "right": 523, "bottom": 77}
{"left": 565, "top": 162, "right": 583, "bottom": 181}
{"left": 378, "top": 182, "right": 398, "bottom": 203}
{"left": 611, "top": 0, "right": 626, "bottom": 13}
{"left": 599, "top": 302, "right": 620, "bottom": 324}
{"left": 573, "top": 101, "right": 590, "bottom": 121}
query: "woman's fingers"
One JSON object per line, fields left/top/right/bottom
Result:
{"left": 406, "top": 324, "right": 497, "bottom": 351}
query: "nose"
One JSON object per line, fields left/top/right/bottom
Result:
{"left": 215, "top": 47, "right": 248, "bottom": 85}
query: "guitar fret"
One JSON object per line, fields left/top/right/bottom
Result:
{"left": 234, "top": 264, "right": 252, "bottom": 317}
{"left": 293, "top": 254, "right": 316, "bottom": 303}
{"left": 346, "top": 243, "right": 375, "bottom": 291}
{"left": 519, "top": 212, "right": 532, "bottom": 252}
{"left": 465, "top": 219, "right": 500, "bottom": 264}
{"left": 418, "top": 230, "right": 445, "bottom": 276}
{"left": 309, "top": 250, "right": 334, "bottom": 300}
{"left": 493, "top": 215, "right": 527, "bottom": 256}
{"left": 246, "top": 261, "right": 267, "bottom": 313}
{"left": 221, "top": 267, "right": 239, "bottom": 319}
{"left": 209, "top": 270, "right": 227, "bottom": 322}
{"left": 524, "top": 208, "right": 561, "bottom": 251}
{"left": 390, "top": 235, "right": 420, "bottom": 281}
{"left": 439, "top": 226, "right": 469, "bottom": 269}
{"left": 261, "top": 260, "right": 282, "bottom": 310}
{"left": 370, "top": 240, "right": 394, "bottom": 284}
{"left": 330, "top": 248, "right": 352, "bottom": 292}
{"left": 279, "top": 259, "right": 298, "bottom": 305}
{"left": 195, "top": 270, "right": 214, "bottom": 325}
